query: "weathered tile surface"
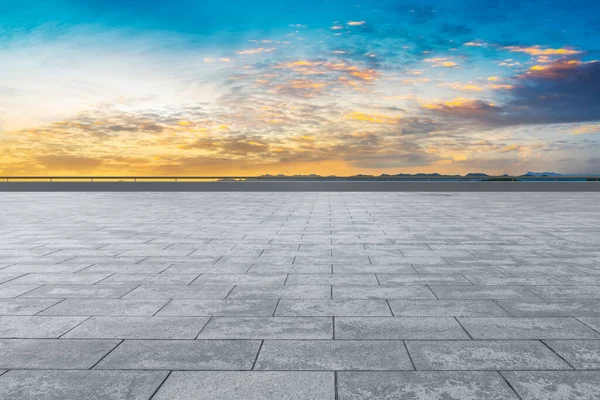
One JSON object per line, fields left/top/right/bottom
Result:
{"left": 502, "top": 371, "right": 600, "bottom": 400}
{"left": 255, "top": 340, "right": 412, "bottom": 370}
{"left": 96, "top": 340, "right": 261, "bottom": 370}
{"left": 1, "top": 191, "right": 599, "bottom": 398}
{"left": 0, "top": 370, "right": 168, "bottom": 400}
{"left": 152, "top": 371, "right": 335, "bottom": 400}
{"left": 338, "top": 371, "right": 520, "bottom": 399}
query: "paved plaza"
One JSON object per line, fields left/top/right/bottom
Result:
{"left": 0, "top": 191, "right": 599, "bottom": 399}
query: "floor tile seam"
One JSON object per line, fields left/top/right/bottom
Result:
{"left": 88, "top": 339, "right": 125, "bottom": 370}
{"left": 56, "top": 315, "right": 93, "bottom": 338}
{"left": 539, "top": 340, "right": 576, "bottom": 370}
{"left": 0, "top": 367, "right": 597, "bottom": 373}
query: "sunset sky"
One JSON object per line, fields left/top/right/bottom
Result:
{"left": 1, "top": 0, "right": 600, "bottom": 175}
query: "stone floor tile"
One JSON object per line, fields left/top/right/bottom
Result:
{"left": 123, "top": 285, "right": 232, "bottom": 299}
{"left": 192, "top": 273, "right": 287, "bottom": 285}
{"left": 0, "top": 339, "right": 119, "bottom": 369}
{"left": 0, "top": 299, "right": 61, "bottom": 315}
{"left": 9, "top": 274, "right": 110, "bottom": 285}
{"left": 39, "top": 299, "right": 169, "bottom": 316}
{"left": 0, "top": 316, "right": 87, "bottom": 338}
{"left": 430, "top": 285, "right": 538, "bottom": 299}
{"left": 526, "top": 286, "right": 600, "bottom": 299}
{"left": 333, "top": 286, "right": 436, "bottom": 299}
{"left": 96, "top": 339, "right": 261, "bottom": 370}
{"left": 405, "top": 340, "right": 571, "bottom": 370}
{"left": 275, "top": 300, "right": 392, "bottom": 316}
{"left": 333, "top": 264, "right": 417, "bottom": 274}
{"left": 152, "top": 371, "right": 334, "bottom": 400}
{"left": 336, "top": 317, "right": 469, "bottom": 339}
{"left": 0, "top": 370, "right": 168, "bottom": 400}
{"left": 502, "top": 371, "right": 600, "bottom": 400}
{"left": 576, "top": 317, "right": 600, "bottom": 332}
{"left": 338, "top": 371, "right": 520, "bottom": 400}
{"left": 98, "top": 273, "right": 198, "bottom": 285}
{"left": 496, "top": 300, "right": 600, "bottom": 317}
{"left": 228, "top": 285, "right": 331, "bottom": 299}
{"left": 389, "top": 300, "right": 510, "bottom": 317}
{"left": 544, "top": 340, "right": 600, "bottom": 369}
{"left": 285, "top": 274, "right": 379, "bottom": 286}
{"left": 377, "top": 274, "right": 472, "bottom": 285}
{"left": 198, "top": 317, "right": 333, "bottom": 339}
{"left": 458, "top": 317, "right": 600, "bottom": 339}
{"left": 255, "top": 340, "right": 413, "bottom": 370}
{"left": 63, "top": 316, "right": 210, "bottom": 339}
{"left": 21, "top": 284, "right": 133, "bottom": 299}
{"left": 0, "top": 284, "right": 41, "bottom": 298}
{"left": 157, "top": 299, "right": 278, "bottom": 316}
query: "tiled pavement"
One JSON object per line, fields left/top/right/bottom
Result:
{"left": 0, "top": 192, "right": 599, "bottom": 399}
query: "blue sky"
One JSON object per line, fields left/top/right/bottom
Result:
{"left": 1, "top": 0, "right": 599, "bottom": 175}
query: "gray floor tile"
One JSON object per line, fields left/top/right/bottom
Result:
{"left": 333, "top": 286, "right": 436, "bottom": 299}
{"left": 458, "top": 317, "right": 600, "bottom": 339}
{"left": 0, "top": 284, "right": 41, "bottom": 298}
{"left": 389, "top": 300, "right": 509, "bottom": 316}
{"left": 157, "top": 299, "right": 278, "bottom": 316}
{"left": 0, "top": 316, "right": 87, "bottom": 338}
{"left": 96, "top": 339, "right": 261, "bottom": 370}
{"left": 198, "top": 317, "right": 333, "bottom": 339}
{"left": 430, "top": 285, "right": 538, "bottom": 299}
{"left": 0, "top": 370, "right": 167, "bottom": 400}
{"left": 464, "top": 275, "right": 565, "bottom": 285}
{"left": 577, "top": 317, "right": 600, "bottom": 332}
{"left": 39, "top": 299, "right": 169, "bottom": 316}
{"left": 255, "top": 340, "right": 413, "bottom": 370}
{"left": 62, "top": 316, "right": 210, "bottom": 339}
{"left": 544, "top": 340, "right": 600, "bottom": 369}
{"left": 526, "top": 286, "right": 600, "bottom": 299}
{"left": 21, "top": 284, "right": 133, "bottom": 299}
{"left": 0, "top": 299, "right": 61, "bottom": 315}
{"left": 228, "top": 286, "right": 331, "bottom": 299}
{"left": 285, "top": 274, "right": 379, "bottom": 286}
{"left": 123, "top": 285, "right": 232, "bottom": 299}
{"left": 378, "top": 274, "right": 472, "bottom": 285}
{"left": 9, "top": 274, "right": 110, "bottom": 285}
{"left": 98, "top": 273, "right": 198, "bottom": 285}
{"left": 406, "top": 340, "right": 571, "bottom": 370}
{"left": 502, "top": 371, "right": 600, "bottom": 400}
{"left": 496, "top": 300, "right": 600, "bottom": 317}
{"left": 338, "top": 371, "right": 520, "bottom": 399}
{"left": 336, "top": 317, "right": 469, "bottom": 339}
{"left": 192, "top": 274, "right": 287, "bottom": 285}
{"left": 275, "top": 300, "right": 392, "bottom": 316}
{"left": 0, "top": 339, "right": 119, "bottom": 369}
{"left": 152, "top": 371, "right": 335, "bottom": 400}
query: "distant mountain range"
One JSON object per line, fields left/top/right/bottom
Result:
{"left": 259, "top": 172, "right": 594, "bottom": 178}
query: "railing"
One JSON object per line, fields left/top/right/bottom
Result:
{"left": 0, "top": 176, "right": 599, "bottom": 182}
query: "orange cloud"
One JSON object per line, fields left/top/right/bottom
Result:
{"left": 424, "top": 57, "right": 458, "bottom": 67}
{"left": 503, "top": 45, "right": 583, "bottom": 56}
{"left": 523, "top": 59, "right": 597, "bottom": 78}
{"left": 438, "top": 82, "right": 484, "bottom": 91}
{"left": 345, "top": 111, "right": 401, "bottom": 124}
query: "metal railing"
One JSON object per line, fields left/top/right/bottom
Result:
{"left": 0, "top": 176, "right": 598, "bottom": 182}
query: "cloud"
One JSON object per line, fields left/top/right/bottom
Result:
{"left": 423, "top": 57, "right": 458, "bottom": 67}
{"left": 423, "top": 59, "right": 600, "bottom": 126}
{"left": 236, "top": 47, "right": 277, "bottom": 55}
{"left": 347, "top": 21, "right": 366, "bottom": 26}
{"left": 503, "top": 46, "right": 583, "bottom": 56}
{"left": 438, "top": 82, "right": 484, "bottom": 91}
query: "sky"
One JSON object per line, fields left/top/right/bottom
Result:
{"left": 1, "top": 0, "right": 600, "bottom": 176}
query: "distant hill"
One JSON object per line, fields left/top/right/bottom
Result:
{"left": 522, "top": 171, "right": 563, "bottom": 177}
{"left": 465, "top": 173, "right": 489, "bottom": 177}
